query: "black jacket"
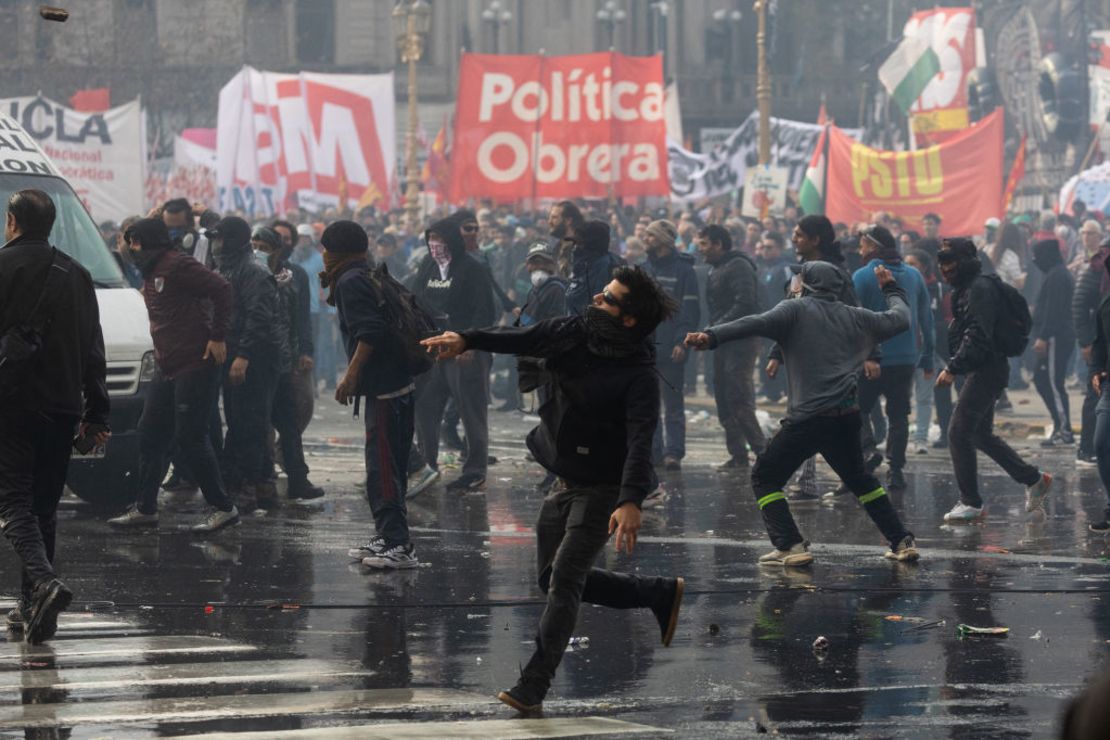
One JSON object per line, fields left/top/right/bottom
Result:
{"left": 1073, "top": 255, "right": 1108, "bottom": 348}
{"left": 0, "top": 236, "right": 108, "bottom": 422}
{"left": 644, "top": 250, "right": 700, "bottom": 358}
{"left": 566, "top": 244, "right": 622, "bottom": 316}
{"left": 412, "top": 218, "right": 498, "bottom": 332}
{"left": 272, "top": 261, "right": 314, "bottom": 374}
{"left": 462, "top": 316, "right": 658, "bottom": 507}
{"left": 518, "top": 276, "right": 567, "bottom": 326}
{"left": 947, "top": 274, "right": 1006, "bottom": 375}
{"left": 1031, "top": 243, "right": 1075, "bottom": 342}
{"left": 334, "top": 264, "right": 413, "bottom": 397}
{"left": 1090, "top": 294, "right": 1110, "bottom": 376}
{"left": 217, "top": 251, "right": 280, "bottom": 362}
{"left": 705, "top": 250, "right": 760, "bottom": 326}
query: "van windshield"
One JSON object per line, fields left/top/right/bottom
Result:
{"left": 0, "top": 176, "right": 126, "bottom": 288}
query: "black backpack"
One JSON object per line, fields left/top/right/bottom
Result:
{"left": 366, "top": 263, "right": 437, "bottom": 377}
{"left": 983, "top": 274, "right": 1032, "bottom": 357}
{"left": 0, "top": 248, "right": 70, "bottom": 401}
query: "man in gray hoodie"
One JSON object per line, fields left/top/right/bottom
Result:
{"left": 686, "top": 261, "right": 918, "bottom": 565}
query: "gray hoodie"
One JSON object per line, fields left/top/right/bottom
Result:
{"left": 706, "top": 261, "right": 910, "bottom": 421}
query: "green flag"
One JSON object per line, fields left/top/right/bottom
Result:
{"left": 879, "top": 37, "right": 941, "bottom": 113}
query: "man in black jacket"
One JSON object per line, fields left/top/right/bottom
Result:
{"left": 0, "top": 189, "right": 109, "bottom": 644}
{"left": 323, "top": 221, "right": 420, "bottom": 569}
{"left": 1073, "top": 238, "right": 1110, "bottom": 464}
{"left": 935, "top": 238, "right": 1051, "bottom": 524}
{"left": 422, "top": 265, "right": 685, "bottom": 715}
{"left": 1030, "top": 239, "right": 1075, "bottom": 446}
{"left": 644, "top": 219, "right": 700, "bottom": 472}
{"left": 209, "top": 216, "right": 282, "bottom": 513}
{"left": 565, "top": 220, "right": 623, "bottom": 316}
{"left": 697, "top": 224, "right": 766, "bottom": 468}
{"left": 252, "top": 226, "right": 324, "bottom": 503}
{"left": 411, "top": 216, "right": 497, "bottom": 492}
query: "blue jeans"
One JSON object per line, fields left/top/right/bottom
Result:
{"left": 652, "top": 359, "right": 687, "bottom": 459}
{"left": 914, "top": 369, "right": 933, "bottom": 444}
{"left": 314, "top": 313, "right": 340, "bottom": 388}
{"left": 1094, "top": 391, "right": 1110, "bottom": 517}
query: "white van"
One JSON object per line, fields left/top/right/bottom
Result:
{"left": 0, "top": 114, "right": 153, "bottom": 510}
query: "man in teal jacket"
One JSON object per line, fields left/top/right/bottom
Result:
{"left": 851, "top": 225, "right": 934, "bottom": 490}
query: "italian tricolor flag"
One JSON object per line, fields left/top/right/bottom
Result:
{"left": 798, "top": 125, "right": 828, "bottom": 216}
{"left": 878, "top": 37, "right": 941, "bottom": 113}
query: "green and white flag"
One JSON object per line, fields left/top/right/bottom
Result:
{"left": 878, "top": 37, "right": 941, "bottom": 113}
{"left": 798, "top": 126, "right": 827, "bottom": 216}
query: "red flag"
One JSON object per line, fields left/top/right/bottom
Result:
{"left": 816, "top": 102, "right": 830, "bottom": 126}
{"left": 422, "top": 117, "right": 450, "bottom": 199}
{"left": 69, "top": 88, "right": 110, "bottom": 112}
{"left": 1003, "top": 135, "right": 1026, "bottom": 213}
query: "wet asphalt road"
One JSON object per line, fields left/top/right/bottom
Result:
{"left": 1, "top": 395, "right": 1108, "bottom": 738}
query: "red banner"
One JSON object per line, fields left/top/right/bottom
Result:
{"left": 905, "top": 7, "right": 976, "bottom": 145}
{"left": 449, "top": 52, "right": 669, "bottom": 202}
{"left": 824, "top": 109, "right": 1003, "bottom": 236}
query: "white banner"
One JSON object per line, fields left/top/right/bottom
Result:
{"left": 668, "top": 112, "right": 857, "bottom": 202}
{"left": 217, "top": 66, "right": 395, "bottom": 217}
{"left": 0, "top": 96, "right": 144, "bottom": 223}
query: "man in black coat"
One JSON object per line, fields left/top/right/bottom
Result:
{"left": 0, "top": 189, "right": 109, "bottom": 644}
{"left": 422, "top": 265, "right": 684, "bottom": 716}
{"left": 209, "top": 216, "right": 282, "bottom": 513}
{"left": 411, "top": 216, "right": 497, "bottom": 492}
{"left": 1030, "top": 238, "right": 1075, "bottom": 446}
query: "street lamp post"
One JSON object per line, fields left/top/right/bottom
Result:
{"left": 650, "top": 1, "right": 668, "bottom": 76}
{"left": 482, "top": 0, "right": 512, "bottom": 54}
{"left": 596, "top": 0, "right": 627, "bottom": 51}
{"left": 754, "top": 0, "right": 771, "bottom": 165}
{"left": 391, "top": 0, "right": 431, "bottom": 230}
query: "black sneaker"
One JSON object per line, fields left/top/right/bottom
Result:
{"left": 886, "top": 468, "right": 907, "bottom": 490}
{"left": 287, "top": 479, "right": 325, "bottom": 501}
{"left": 25, "top": 578, "right": 73, "bottom": 645}
{"left": 497, "top": 676, "right": 546, "bottom": 715}
{"left": 932, "top": 438, "right": 949, "bottom": 450}
{"left": 256, "top": 480, "right": 280, "bottom": 511}
{"left": 446, "top": 474, "right": 486, "bottom": 493}
{"left": 1078, "top": 451, "right": 1099, "bottom": 467}
{"left": 650, "top": 576, "right": 684, "bottom": 647}
{"left": 1057, "top": 429, "right": 1076, "bottom": 445}
{"left": 1090, "top": 520, "right": 1110, "bottom": 534}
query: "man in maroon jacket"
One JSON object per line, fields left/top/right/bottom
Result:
{"left": 108, "top": 218, "right": 240, "bottom": 533}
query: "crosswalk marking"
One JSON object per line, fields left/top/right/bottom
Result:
{"left": 0, "top": 658, "right": 369, "bottom": 692}
{"left": 0, "top": 688, "right": 485, "bottom": 729}
{"left": 182, "top": 717, "right": 671, "bottom": 739}
{"left": 0, "top": 635, "right": 256, "bottom": 667}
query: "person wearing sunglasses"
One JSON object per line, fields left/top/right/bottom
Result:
{"left": 422, "top": 265, "right": 685, "bottom": 717}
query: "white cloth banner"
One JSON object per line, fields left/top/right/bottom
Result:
{"left": 668, "top": 112, "right": 859, "bottom": 202}
{"left": 0, "top": 96, "right": 144, "bottom": 223}
{"left": 217, "top": 66, "right": 395, "bottom": 217}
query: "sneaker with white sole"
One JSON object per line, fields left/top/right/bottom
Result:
{"left": 1025, "top": 472, "right": 1052, "bottom": 513}
{"left": 943, "top": 502, "right": 984, "bottom": 523}
{"left": 348, "top": 535, "right": 386, "bottom": 561}
{"left": 407, "top": 465, "right": 440, "bottom": 498}
{"left": 884, "top": 535, "right": 920, "bottom": 562}
{"left": 642, "top": 486, "right": 666, "bottom": 509}
{"left": 191, "top": 506, "right": 240, "bottom": 533}
{"left": 107, "top": 506, "right": 158, "bottom": 528}
{"left": 362, "top": 543, "right": 419, "bottom": 570}
{"left": 758, "top": 541, "right": 813, "bottom": 566}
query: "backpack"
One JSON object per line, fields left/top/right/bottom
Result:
{"left": 983, "top": 274, "right": 1032, "bottom": 357}
{"left": 0, "top": 248, "right": 70, "bottom": 401}
{"left": 366, "top": 262, "right": 437, "bottom": 377}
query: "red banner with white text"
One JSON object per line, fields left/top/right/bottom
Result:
{"left": 449, "top": 52, "right": 669, "bottom": 202}
{"left": 824, "top": 109, "right": 1003, "bottom": 236}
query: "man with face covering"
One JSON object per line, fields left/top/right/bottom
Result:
{"left": 411, "top": 216, "right": 497, "bottom": 492}
{"left": 422, "top": 265, "right": 685, "bottom": 716}
{"left": 208, "top": 216, "right": 282, "bottom": 512}
{"left": 107, "top": 218, "right": 239, "bottom": 532}
{"left": 1030, "top": 238, "right": 1076, "bottom": 446}
{"left": 251, "top": 226, "right": 323, "bottom": 503}
{"left": 565, "top": 220, "right": 624, "bottom": 316}
{"left": 935, "top": 238, "right": 1052, "bottom": 523}
{"left": 687, "top": 261, "right": 919, "bottom": 566}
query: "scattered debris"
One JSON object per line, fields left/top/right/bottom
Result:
{"left": 957, "top": 624, "right": 1009, "bottom": 638}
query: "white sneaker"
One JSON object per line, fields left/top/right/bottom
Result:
{"left": 362, "top": 543, "right": 419, "bottom": 570}
{"left": 642, "top": 486, "right": 666, "bottom": 509}
{"left": 348, "top": 535, "right": 386, "bottom": 561}
{"left": 107, "top": 506, "right": 157, "bottom": 528}
{"left": 407, "top": 466, "right": 440, "bottom": 498}
{"left": 191, "top": 506, "right": 241, "bottom": 533}
{"left": 758, "top": 541, "right": 813, "bottom": 566}
{"left": 943, "top": 502, "right": 983, "bottom": 523}
{"left": 1025, "top": 472, "right": 1053, "bottom": 513}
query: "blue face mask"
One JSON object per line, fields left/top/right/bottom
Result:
{"left": 167, "top": 228, "right": 186, "bottom": 243}
{"left": 253, "top": 249, "right": 270, "bottom": 269}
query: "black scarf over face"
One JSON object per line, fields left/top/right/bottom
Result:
{"left": 584, "top": 305, "right": 646, "bottom": 358}
{"left": 133, "top": 248, "right": 168, "bottom": 278}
